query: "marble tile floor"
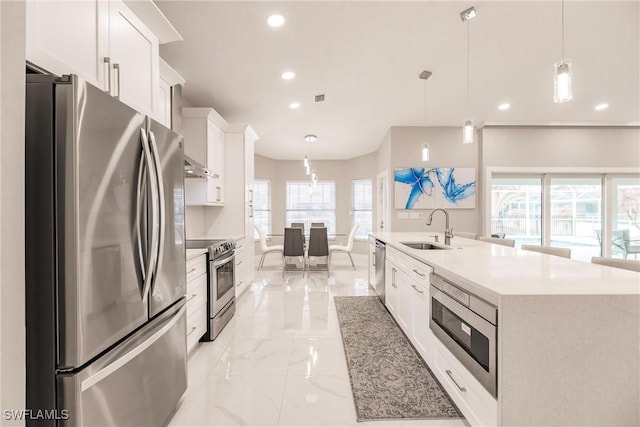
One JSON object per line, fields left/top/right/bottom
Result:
{"left": 169, "top": 254, "right": 468, "bottom": 427}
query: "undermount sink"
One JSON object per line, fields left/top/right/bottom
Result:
{"left": 400, "top": 242, "right": 451, "bottom": 250}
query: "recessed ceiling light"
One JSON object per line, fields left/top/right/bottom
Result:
{"left": 498, "top": 102, "right": 510, "bottom": 111}
{"left": 595, "top": 103, "right": 609, "bottom": 111}
{"left": 267, "top": 14, "right": 285, "bottom": 28}
{"left": 304, "top": 134, "right": 317, "bottom": 143}
{"left": 289, "top": 102, "right": 300, "bottom": 109}
{"left": 281, "top": 71, "right": 295, "bottom": 80}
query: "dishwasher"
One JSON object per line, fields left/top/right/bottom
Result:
{"left": 374, "top": 240, "right": 386, "bottom": 303}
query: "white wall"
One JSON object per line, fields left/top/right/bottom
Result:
{"left": 1, "top": 1, "right": 26, "bottom": 424}
{"left": 387, "top": 126, "right": 479, "bottom": 234}
{"left": 254, "top": 152, "right": 378, "bottom": 254}
{"left": 482, "top": 126, "right": 640, "bottom": 168}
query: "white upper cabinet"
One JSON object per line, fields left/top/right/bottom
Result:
{"left": 26, "top": 0, "right": 109, "bottom": 89}
{"left": 26, "top": 0, "right": 180, "bottom": 118}
{"left": 182, "top": 107, "right": 228, "bottom": 206}
{"left": 107, "top": 0, "right": 159, "bottom": 116}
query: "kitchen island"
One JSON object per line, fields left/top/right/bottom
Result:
{"left": 370, "top": 232, "right": 639, "bottom": 427}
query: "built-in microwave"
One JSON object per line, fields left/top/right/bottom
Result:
{"left": 429, "top": 273, "right": 498, "bottom": 397}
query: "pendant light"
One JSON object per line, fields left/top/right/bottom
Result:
{"left": 303, "top": 134, "right": 317, "bottom": 175}
{"left": 461, "top": 6, "right": 476, "bottom": 144}
{"left": 419, "top": 70, "right": 432, "bottom": 161}
{"left": 553, "top": 0, "right": 572, "bottom": 103}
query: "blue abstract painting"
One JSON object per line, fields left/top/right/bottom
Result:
{"left": 394, "top": 167, "right": 476, "bottom": 209}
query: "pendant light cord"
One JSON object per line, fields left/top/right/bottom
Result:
{"left": 467, "top": 20, "right": 470, "bottom": 115}
{"left": 561, "top": 0, "right": 565, "bottom": 60}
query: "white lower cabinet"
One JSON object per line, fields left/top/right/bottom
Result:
{"left": 234, "top": 238, "right": 249, "bottom": 297}
{"left": 186, "top": 254, "right": 207, "bottom": 354}
{"left": 433, "top": 339, "right": 498, "bottom": 427}
{"left": 410, "top": 279, "right": 433, "bottom": 366}
{"left": 384, "top": 258, "right": 398, "bottom": 317}
{"left": 384, "top": 244, "right": 497, "bottom": 427}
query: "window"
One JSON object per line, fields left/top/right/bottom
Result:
{"left": 352, "top": 179, "right": 372, "bottom": 239}
{"left": 253, "top": 179, "right": 271, "bottom": 239}
{"left": 490, "top": 173, "right": 640, "bottom": 261}
{"left": 286, "top": 181, "right": 336, "bottom": 234}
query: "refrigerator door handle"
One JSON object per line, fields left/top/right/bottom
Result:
{"left": 140, "top": 128, "right": 160, "bottom": 302}
{"left": 80, "top": 303, "right": 186, "bottom": 392}
{"left": 148, "top": 130, "right": 165, "bottom": 282}
{"left": 135, "top": 150, "right": 147, "bottom": 282}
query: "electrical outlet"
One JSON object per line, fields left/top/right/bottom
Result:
{"left": 409, "top": 212, "right": 422, "bottom": 219}
{"left": 397, "top": 211, "right": 409, "bottom": 219}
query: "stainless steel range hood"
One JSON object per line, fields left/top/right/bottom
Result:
{"left": 184, "top": 155, "right": 218, "bottom": 179}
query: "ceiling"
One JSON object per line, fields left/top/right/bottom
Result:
{"left": 157, "top": 1, "right": 639, "bottom": 161}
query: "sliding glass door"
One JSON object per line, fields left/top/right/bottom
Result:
{"left": 490, "top": 177, "right": 542, "bottom": 246}
{"left": 490, "top": 173, "right": 639, "bottom": 261}
{"left": 549, "top": 177, "right": 602, "bottom": 261}
{"left": 611, "top": 177, "right": 640, "bottom": 259}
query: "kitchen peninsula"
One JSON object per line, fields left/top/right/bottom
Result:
{"left": 370, "top": 232, "right": 640, "bottom": 427}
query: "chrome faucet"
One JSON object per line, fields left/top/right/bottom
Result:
{"left": 426, "top": 208, "right": 453, "bottom": 245}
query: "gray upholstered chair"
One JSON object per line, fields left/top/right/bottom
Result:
{"left": 453, "top": 231, "right": 478, "bottom": 240}
{"left": 591, "top": 257, "right": 640, "bottom": 272}
{"left": 255, "top": 224, "right": 283, "bottom": 269}
{"left": 479, "top": 236, "right": 516, "bottom": 247}
{"left": 521, "top": 244, "right": 571, "bottom": 259}
{"left": 283, "top": 227, "right": 305, "bottom": 277}
{"left": 311, "top": 222, "right": 325, "bottom": 228}
{"left": 307, "top": 226, "right": 329, "bottom": 277}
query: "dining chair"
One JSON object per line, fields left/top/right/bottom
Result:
{"left": 307, "top": 226, "right": 329, "bottom": 277}
{"left": 291, "top": 222, "right": 305, "bottom": 232}
{"left": 311, "top": 222, "right": 325, "bottom": 228}
{"left": 283, "top": 227, "right": 305, "bottom": 277}
{"left": 453, "top": 231, "right": 478, "bottom": 240}
{"left": 479, "top": 236, "right": 516, "bottom": 247}
{"left": 254, "top": 224, "right": 283, "bottom": 269}
{"left": 591, "top": 257, "right": 640, "bottom": 272}
{"left": 329, "top": 224, "right": 359, "bottom": 270}
{"left": 521, "top": 244, "right": 571, "bottom": 259}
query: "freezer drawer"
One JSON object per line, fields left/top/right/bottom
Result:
{"left": 58, "top": 300, "right": 187, "bottom": 426}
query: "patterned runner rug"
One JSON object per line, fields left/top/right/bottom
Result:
{"left": 334, "top": 295, "right": 462, "bottom": 421}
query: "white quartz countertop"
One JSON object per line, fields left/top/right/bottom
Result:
{"left": 371, "top": 232, "right": 640, "bottom": 301}
{"left": 186, "top": 248, "right": 207, "bottom": 260}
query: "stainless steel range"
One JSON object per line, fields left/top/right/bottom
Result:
{"left": 186, "top": 239, "right": 236, "bottom": 340}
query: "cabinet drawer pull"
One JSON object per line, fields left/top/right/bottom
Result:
{"left": 372, "top": 252, "right": 376, "bottom": 266}
{"left": 392, "top": 267, "right": 397, "bottom": 288}
{"left": 411, "top": 284, "right": 424, "bottom": 294}
{"left": 412, "top": 269, "right": 426, "bottom": 278}
{"left": 236, "top": 261, "right": 243, "bottom": 265}
{"left": 188, "top": 267, "right": 197, "bottom": 274}
{"left": 446, "top": 370, "right": 466, "bottom": 392}
{"left": 187, "top": 293, "right": 197, "bottom": 303}
{"left": 187, "top": 326, "right": 198, "bottom": 336}
{"left": 236, "top": 281, "right": 243, "bottom": 287}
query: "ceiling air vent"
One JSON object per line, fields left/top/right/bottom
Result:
{"left": 314, "top": 94, "right": 325, "bottom": 103}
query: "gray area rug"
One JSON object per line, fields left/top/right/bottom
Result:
{"left": 334, "top": 296, "right": 462, "bottom": 421}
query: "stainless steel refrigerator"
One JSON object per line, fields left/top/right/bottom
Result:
{"left": 25, "top": 74, "right": 187, "bottom": 426}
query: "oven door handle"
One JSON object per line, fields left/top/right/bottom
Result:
{"left": 212, "top": 253, "right": 235, "bottom": 268}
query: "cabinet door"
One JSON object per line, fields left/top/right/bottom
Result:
{"left": 384, "top": 260, "right": 398, "bottom": 316}
{"left": 410, "top": 281, "right": 433, "bottom": 365}
{"left": 108, "top": 0, "right": 159, "bottom": 116}
{"left": 157, "top": 78, "right": 172, "bottom": 128}
{"left": 26, "top": 0, "right": 109, "bottom": 90}
{"left": 368, "top": 240, "right": 376, "bottom": 288}
{"left": 396, "top": 268, "right": 412, "bottom": 333}
{"left": 207, "top": 122, "right": 225, "bottom": 203}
